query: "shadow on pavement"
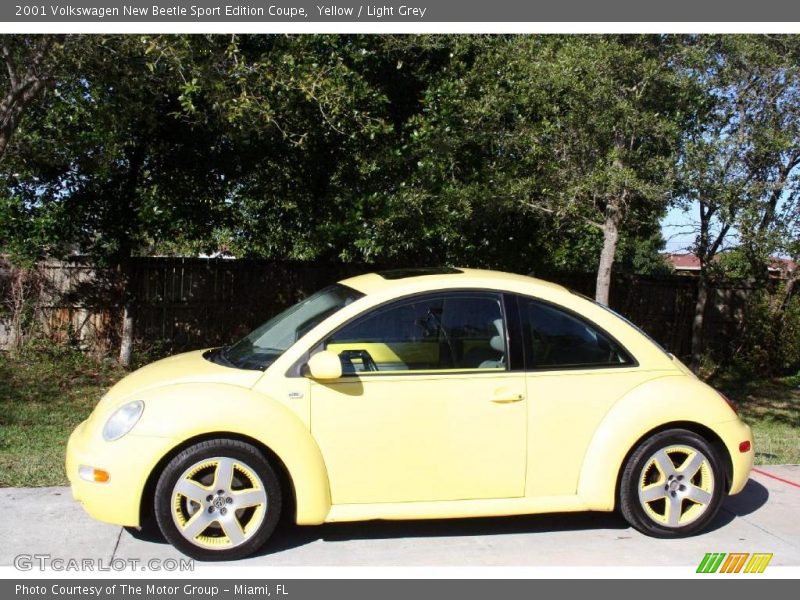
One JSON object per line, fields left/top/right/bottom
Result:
{"left": 124, "top": 522, "right": 168, "bottom": 545}
{"left": 707, "top": 478, "right": 770, "bottom": 532}
{"left": 257, "top": 511, "right": 631, "bottom": 557}
{"left": 123, "top": 477, "right": 770, "bottom": 556}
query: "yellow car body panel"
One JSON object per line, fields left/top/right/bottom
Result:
{"left": 66, "top": 420, "right": 179, "bottom": 527}
{"left": 95, "top": 349, "right": 263, "bottom": 412}
{"left": 69, "top": 375, "right": 332, "bottom": 527}
{"left": 525, "top": 366, "right": 669, "bottom": 497}
{"left": 577, "top": 374, "right": 752, "bottom": 509}
{"left": 66, "top": 268, "right": 754, "bottom": 531}
{"left": 310, "top": 371, "right": 527, "bottom": 504}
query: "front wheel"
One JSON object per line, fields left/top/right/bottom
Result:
{"left": 154, "top": 439, "right": 282, "bottom": 560}
{"left": 619, "top": 429, "right": 725, "bottom": 538}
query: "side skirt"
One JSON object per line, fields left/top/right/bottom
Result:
{"left": 324, "top": 495, "right": 596, "bottom": 523}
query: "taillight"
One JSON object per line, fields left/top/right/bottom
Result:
{"left": 718, "top": 391, "right": 738, "bottom": 415}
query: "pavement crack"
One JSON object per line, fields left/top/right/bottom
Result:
{"left": 110, "top": 527, "right": 123, "bottom": 561}
{"left": 721, "top": 507, "right": 800, "bottom": 549}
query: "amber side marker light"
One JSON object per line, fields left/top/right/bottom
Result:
{"left": 79, "top": 465, "right": 110, "bottom": 483}
{"left": 739, "top": 441, "right": 752, "bottom": 453}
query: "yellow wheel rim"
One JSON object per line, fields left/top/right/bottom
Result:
{"left": 170, "top": 456, "right": 268, "bottom": 549}
{"left": 638, "top": 444, "right": 714, "bottom": 528}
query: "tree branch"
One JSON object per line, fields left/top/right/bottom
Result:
{"left": 1, "top": 41, "right": 17, "bottom": 89}
{"left": 521, "top": 200, "right": 605, "bottom": 231}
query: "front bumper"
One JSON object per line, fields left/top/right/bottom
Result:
{"left": 715, "top": 417, "right": 754, "bottom": 495}
{"left": 66, "top": 419, "right": 178, "bottom": 527}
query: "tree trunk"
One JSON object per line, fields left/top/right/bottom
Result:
{"left": 690, "top": 273, "right": 710, "bottom": 373}
{"left": 595, "top": 198, "right": 621, "bottom": 305}
{"left": 117, "top": 261, "right": 135, "bottom": 368}
{"left": 0, "top": 36, "right": 57, "bottom": 161}
{"left": 776, "top": 267, "right": 799, "bottom": 316}
{"left": 115, "top": 142, "right": 145, "bottom": 368}
{"left": 119, "top": 298, "right": 134, "bottom": 368}
{"left": 0, "top": 78, "right": 47, "bottom": 159}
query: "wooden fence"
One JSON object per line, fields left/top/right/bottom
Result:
{"left": 0, "top": 258, "right": 366, "bottom": 354}
{"left": 0, "top": 257, "right": 760, "bottom": 362}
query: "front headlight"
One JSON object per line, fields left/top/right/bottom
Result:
{"left": 102, "top": 400, "right": 144, "bottom": 441}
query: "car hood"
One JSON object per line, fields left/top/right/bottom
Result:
{"left": 95, "top": 349, "right": 263, "bottom": 412}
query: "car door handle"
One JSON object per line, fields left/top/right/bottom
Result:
{"left": 490, "top": 392, "right": 524, "bottom": 403}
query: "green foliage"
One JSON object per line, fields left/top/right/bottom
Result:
{"left": 1, "top": 35, "right": 394, "bottom": 264}
{"left": 678, "top": 36, "right": 800, "bottom": 276}
{"left": 725, "top": 290, "right": 800, "bottom": 377}
{"left": 531, "top": 36, "right": 696, "bottom": 225}
{"left": 3, "top": 36, "right": 226, "bottom": 262}
{"left": 0, "top": 34, "right": 795, "bottom": 285}
{"left": 717, "top": 248, "right": 752, "bottom": 278}
{"left": 616, "top": 232, "right": 674, "bottom": 275}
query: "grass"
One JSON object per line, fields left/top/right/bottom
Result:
{"left": 0, "top": 347, "right": 125, "bottom": 487}
{"left": 0, "top": 348, "right": 797, "bottom": 487}
{"left": 714, "top": 373, "right": 800, "bottom": 466}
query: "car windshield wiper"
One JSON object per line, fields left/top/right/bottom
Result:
{"left": 252, "top": 347, "right": 285, "bottom": 354}
{"left": 204, "top": 346, "right": 237, "bottom": 368}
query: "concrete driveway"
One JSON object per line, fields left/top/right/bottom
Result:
{"left": 3, "top": 465, "right": 799, "bottom": 567}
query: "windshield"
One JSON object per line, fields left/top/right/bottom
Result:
{"left": 220, "top": 284, "right": 364, "bottom": 370}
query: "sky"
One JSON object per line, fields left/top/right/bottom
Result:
{"left": 660, "top": 204, "right": 698, "bottom": 254}
{"left": 661, "top": 201, "right": 747, "bottom": 255}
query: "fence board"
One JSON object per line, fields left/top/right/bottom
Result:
{"left": 0, "top": 257, "right": 771, "bottom": 362}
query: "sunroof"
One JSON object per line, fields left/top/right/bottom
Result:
{"left": 378, "top": 267, "right": 463, "bottom": 280}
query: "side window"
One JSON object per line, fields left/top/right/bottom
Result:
{"left": 325, "top": 294, "right": 506, "bottom": 374}
{"left": 520, "top": 298, "right": 633, "bottom": 370}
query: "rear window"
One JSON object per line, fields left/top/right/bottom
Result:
{"left": 520, "top": 297, "right": 634, "bottom": 370}
{"left": 569, "top": 289, "right": 671, "bottom": 358}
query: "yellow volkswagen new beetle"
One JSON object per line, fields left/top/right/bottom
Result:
{"left": 67, "top": 268, "right": 754, "bottom": 560}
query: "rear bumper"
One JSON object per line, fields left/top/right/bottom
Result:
{"left": 66, "top": 420, "right": 177, "bottom": 527}
{"left": 715, "top": 418, "right": 754, "bottom": 495}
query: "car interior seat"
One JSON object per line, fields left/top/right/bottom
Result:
{"left": 478, "top": 318, "right": 505, "bottom": 369}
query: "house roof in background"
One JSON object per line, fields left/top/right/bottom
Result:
{"left": 663, "top": 253, "right": 797, "bottom": 273}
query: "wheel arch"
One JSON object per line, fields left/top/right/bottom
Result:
{"left": 611, "top": 421, "right": 734, "bottom": 510}
{"left": 127, "top": 382, "right": 332, "bottom": 528}
{"left": 576, "top": 375, "right": 737, "bottom": 511}
{"left": 138, "top": 431, "right": 301, "bottom": 530}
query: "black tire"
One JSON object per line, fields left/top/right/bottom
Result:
{"left": 154, "top": 439, "right": 282, "bottom": 561}
{"left": 619, "top": 428, "right": 725, "bottom": 538}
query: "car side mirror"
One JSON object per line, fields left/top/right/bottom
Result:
{"left": 304, "top": 350, "right": 342, "bottom": 380}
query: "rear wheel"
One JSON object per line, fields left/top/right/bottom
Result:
{"left": 619, "top": 429, "right": 724, "bottom": 537}
{"left": 154, "top": 439, "right": 282, "bottom": 560}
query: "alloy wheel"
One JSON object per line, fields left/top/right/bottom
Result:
{"left": 637, "top": 445, "right": 715, "bottom": 528}
{"left": 170, "top": 456, "right": 268, "bottom": 549}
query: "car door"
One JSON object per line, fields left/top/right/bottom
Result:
{"left": 309, "top": 292, "right": 527, "bottom": 505}
{"left": 516, "top": 295, "right": 655, "bottom": 497}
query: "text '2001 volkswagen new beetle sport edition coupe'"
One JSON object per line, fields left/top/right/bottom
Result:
{"left": 67, "top": 268, "right": 754, "bottom": 560}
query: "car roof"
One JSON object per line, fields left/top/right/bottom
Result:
{"left": 339, "top": 267, "right": 569, "bottom": 298}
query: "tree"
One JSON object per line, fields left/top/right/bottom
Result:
{"left": 1, "top": 35, "right": 392, "bottom": 365}
{"left": 677, "top": 36, "right": 800, "bottom": 371}
{"left": 1, "top": 35, "right": 56, "bottom": 159}
{"left": 529, "top": 36, "right": 698, "bottom": 303}
{"left": 3, "top": 36, "right": 233, "bottom": 363}
{"left": 387, "top": 35, "right": 695, "bottom": 301}
{"left": 0, "top": 35, "right": 90, "bottom": 160}
{"left": 346, "top": 35, "right": 561, "bottom": 270}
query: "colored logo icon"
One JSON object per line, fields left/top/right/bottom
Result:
{"left": 697, "top": 552, "right": 773, "bottom": 573}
